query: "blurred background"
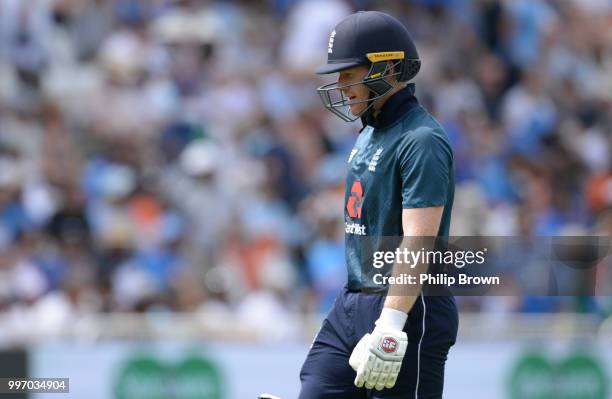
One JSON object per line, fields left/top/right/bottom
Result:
{"left": 0, "top": 0, "right": 611, "bottom": 398}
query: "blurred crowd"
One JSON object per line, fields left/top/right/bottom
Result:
{"left": 0, "top": 0, "right": 611, "bottom": 339}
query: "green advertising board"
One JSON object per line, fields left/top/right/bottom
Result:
{"left": 115, "top": 354, "right": 224, "bottom": 399}
{"left": 509, "top": 350, "right": 608, "bottom": 399}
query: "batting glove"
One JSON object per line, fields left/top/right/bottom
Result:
{"left": 349, "top": 308, "right": 408, "bottom": 390}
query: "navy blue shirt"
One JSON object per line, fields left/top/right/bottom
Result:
{"left": 344, "top": 84, "right": 455, "bottom": 290}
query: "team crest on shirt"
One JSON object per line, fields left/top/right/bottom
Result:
{"left": 368, "top": 147, "right": 384, "bottom": 172}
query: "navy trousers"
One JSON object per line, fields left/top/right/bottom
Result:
{"left": 299, "top": 287, "right": 458, "bottom": 398}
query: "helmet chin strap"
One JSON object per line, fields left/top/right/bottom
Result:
{"left": 358, "top": 60, "right": 399, "bottom": 126}
{"left": 360, "top": 91, "right": 377, "bottom": 125}
{"left": 360, "top": 82, "right": 397, "bottom": 128}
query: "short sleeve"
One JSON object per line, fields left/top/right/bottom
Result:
{"left": 398, "top": 127, "right": 452, "bottom": 208}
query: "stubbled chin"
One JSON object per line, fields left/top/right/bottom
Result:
{"left": 350, "top": 106, "right": 366, "bottom": 116}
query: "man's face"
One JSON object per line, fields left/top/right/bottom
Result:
{"left": 338, "top": 66, "right": 370, "bottom": 117}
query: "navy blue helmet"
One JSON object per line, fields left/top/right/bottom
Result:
{"left": 316, "top": 11, "right": 420, "bottom": 121}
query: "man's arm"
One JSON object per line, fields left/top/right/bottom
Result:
{"left": 350, "top": 206, "right": 444, "bottom": 391}
{"left": 383, "top": 206, "right": 444, "bottom": 314}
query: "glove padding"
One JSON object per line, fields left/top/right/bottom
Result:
{"left": 349, "top": 326, "right": 408, "bottom": 390}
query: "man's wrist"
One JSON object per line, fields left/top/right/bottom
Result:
{"left": 375, "top": 307, "right": 408, "bottom": 331}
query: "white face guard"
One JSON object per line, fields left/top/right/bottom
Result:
{"left": 317, "top": 60, "right": 404, "bottom": 122}
{"left": 317, "top": 52, "right": 411, "bottom": 122}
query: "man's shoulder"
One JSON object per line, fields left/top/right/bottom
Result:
{"left": 397, "top": 105, "right": 445, "bottom": 135}
{"left": 394, "top": 106, "right": 450, "bottom": 149}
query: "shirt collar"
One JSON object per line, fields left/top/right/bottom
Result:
{"left": 361, "top": 83, "right": 419, "bottom": 131}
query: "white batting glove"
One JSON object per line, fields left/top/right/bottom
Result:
{"left": 349, "top": 308, "right": 408, "bottom": 391}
